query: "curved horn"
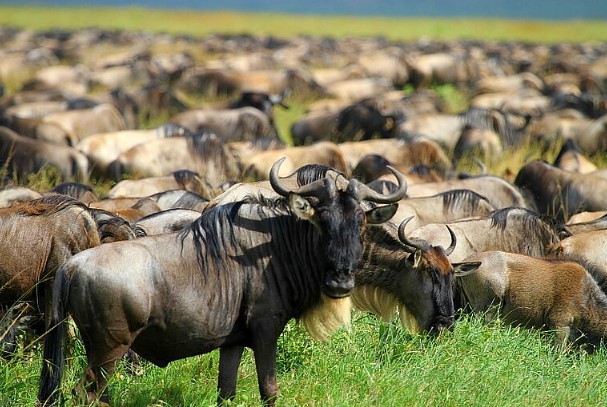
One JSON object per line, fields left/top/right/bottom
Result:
{"left": 269, "top": 157, "right": 291, "bottom": 197}
{"left": 269, "top": 157, "right": 335, "bottom": 199}
{"left": 355, "top": 166, "right": 408, "bottom": 203}
{"left": 444, "top": 225, "right": 457, "bottom": 256}
{"left": 398, "top": 216, "right": 422, "bottom": 253}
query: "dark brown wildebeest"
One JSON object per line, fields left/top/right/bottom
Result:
{"left": 0, "top": 195, "right": 140, "bottom": 355}
{"left": 354, "top": 216, "right": 480, "bottom": 333}
{"left": 38, "top": 158, "right": 407, "bottom": 406}
{"left": 514, "top": 159, "right": 607, "bottom": 222}
{"left": 456, "top": 251, "right": 607, "bottom": 348}
{"left": 0, "top": 126, "right": 90, "bottom": 183}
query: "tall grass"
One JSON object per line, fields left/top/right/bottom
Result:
{"left": 5, "top": 312, "right": 607, "bottom": 406}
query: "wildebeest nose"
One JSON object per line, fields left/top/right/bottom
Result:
{"left": 324, "top": 275, "right": 355, "bottom": 298}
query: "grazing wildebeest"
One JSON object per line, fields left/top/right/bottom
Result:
{"left": 0, "top": 126, "right": 90, "bottom": 183}
{"left": 390, "top": 189, "right": 496, "bottom": 228}
{"left": 106, "top": 170, "right": 209, "bottom": 199}
{"left": 408, "top": 207, "right": 568, "bottom": 262}
{"left": 354, "top": 216, "right": 480, "bottom": 333}
{"left": 514, "top": 159, "right": 607, "bottom": 221}
{"left": 456, "top": 251, "right": 607, "bottom": 348}
{"left": 553, "top": 139, "right": 597, "bottom": 174}
{"left": 170, "top": 106, "right": 278, "bottom": 143}
{"left": 75, "top": 123, "right": 190, "bottom": 179}
{"left": 547, "top": 230, "right": 607, "bottom": 289}
{"left": 107, "top": 131, "right": 240, "bottom": 191}
{"left": 46, "top": 182, "right": 98, "bottom": 204}
{"left": 406, "top": 174, "right": 527, "bottom": 210}
{"left": 0, "top": 185, "right": 43, "bottom": 208}
{"left": 38, "top": 158, "right": 406, "bottom": 406}
{"left": 564, "top": 213, "right": 607, "bottom": 234}
{"left": 0, "top": 196, "right": 117, "bottom": 355}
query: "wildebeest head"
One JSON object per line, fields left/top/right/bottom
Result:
{"left": 398, "top": 216, "right": 480, "bottom": 333}
{"left": 270, "top": 157, "right": 405, "bottom": 298}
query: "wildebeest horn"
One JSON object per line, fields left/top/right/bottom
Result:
{"left": 398, "top": 216, "right": 422, "bottom": 253}
{"left": 444, "top": 225, "right": 457, "bottom": 256}
{"left": 270, "top": 157, "right": 336, "bottom": 199}
{"left": 352, "top": 166, "right": 408, "bottom": 203}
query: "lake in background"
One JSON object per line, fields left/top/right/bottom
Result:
{"left": 5, "top": 0, "right": 607, "bottom": 20}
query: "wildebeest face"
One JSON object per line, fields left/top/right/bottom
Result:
{"left": 402, "top": 246, "right": 456, "bottom": 333}
{"left": 316, "top": 192, "right": 365, "bottom": 298}
{"left": 397, "top": 216, "right": 480, "bottom": 333}
{"left": 273, "top": 157, "right": 406, "bottom": 299}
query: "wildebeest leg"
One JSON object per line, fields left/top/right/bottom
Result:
{"left": 76, "top": 341, "right": 131, "bottom": 405}
{"left": 217, "top": 345, "right": 244, "bottom": 404}
{"left": 252, "top": 337, "right": 279, "bottom": 406}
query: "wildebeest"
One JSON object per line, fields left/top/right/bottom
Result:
{"left": 353, "top": 216, "right": 480, "bottom": 333}
{"left": 0, "top": 195, "right": 138, "bottom": 355}
{"left": 406, "top": 174, "right": 527, "bottom": 210}
{"left": 390, "top": 189, "right": 496, "bottom": 228}
{"left": 0, "top": 126, "right": 90, "bottom": 183}
{"left": 170, "top": 106, "right": 279, "bottom": 142}
{"left": 132, "top": 208, "right": 202, "bottom": 236}
{"left": 547, "top": 230, "right": 607, "bottom": 287}
{"left": 46, "top": 181, "right": 98, "bottom": 204}
{"left": 42, "top": 103, "right": 128, "bottom": 143}
{"left": 106, "top": 170, "right": 209, "bottom": 199}
{"left": 38, "top": 158, "right": 406, "bottom": 406}
{"left": 456, "top": 251, "right": 607, "bottom": 348}
{"left": 107, "top": 131, "right": 240, "bottom": 191}
{"left": 408, "top": 207, "right": 568, "bottom": 262}
{"left": 514, "top": 159, "right": 607, "bottom": 221}
{"left": 553, "top": 139, "right": 597, "bottom": 174}
{"left": 75, "top": 123, "right": 190, "bottom": 178}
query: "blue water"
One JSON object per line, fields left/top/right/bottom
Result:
{"left": 3, "top": 0, "right": 607, "bottom": 20}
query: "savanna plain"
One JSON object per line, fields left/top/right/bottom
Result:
{"left": 1, "top": 6, "right": 607, "bottom": 407}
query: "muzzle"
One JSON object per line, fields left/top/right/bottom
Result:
{"left": 323, "top": 271, "right": 355, "bottom": 298}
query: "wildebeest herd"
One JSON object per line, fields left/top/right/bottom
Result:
{"left": 0, "top": 26, "right": 607, "bottom": 405}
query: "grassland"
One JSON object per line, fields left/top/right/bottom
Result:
{"left": 2, "top": 5, "right": 607, "bottom": 407}
{"left": 0, "top": 6, "right": 606, "bottom": 43}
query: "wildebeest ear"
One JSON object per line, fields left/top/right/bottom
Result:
{"left": 452, "top": 261, "right": 481, "bottom": 277}
{"left": 413, "top": 250, "right": 423, "bottom": 269}
{"left": 289, "top": 193, "right": 315, "bottom": 221}
{"left": 365, "top": 203, "right": 398, "bottom": 224}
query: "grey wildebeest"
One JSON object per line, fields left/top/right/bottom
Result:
{"left": 107, "top": 131, "right": 240, "bottom": 192}
{"left": 456, "top": 251, "right": 607, "bottom": 348}
{"left": 408, "top": 207, "right": 568, "bottom": 262}
{"left": 389, "top": 189, "right": 496, "bottom": 229}
{"left": 38, "top": 158, "right": 407, "bottom": 406}
{"left": 354, "top": 216, "right": 480, "bottom": 334}
{"left": 405, "top": 174, "right": 527, "bottom": 210}
{"left": 170, "top": 106, "right": 278, "bottom": 143}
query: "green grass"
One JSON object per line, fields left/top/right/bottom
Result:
{"left": 6, "top": 313, "right": 607, "bottom": 406}
{"left": 0, "top": 6, "right": 606, "bottom": 43}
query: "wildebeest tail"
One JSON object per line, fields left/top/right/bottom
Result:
{"left": 38, "top": 264, "right": 71, "bottom": 405}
